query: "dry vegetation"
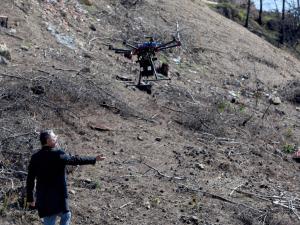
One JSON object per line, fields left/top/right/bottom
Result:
{"left": 0, "top": 0, "right": 300, "bottom": 224}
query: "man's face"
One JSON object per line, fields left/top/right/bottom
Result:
{"left": 46, "top": 131, "right": 58, "bottom": 148}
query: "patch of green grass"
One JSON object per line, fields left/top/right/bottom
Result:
{"left": 282, "top": 143, "right": 296, "bottom": 153}
{"left": 217, "top": 101, "right": 231, "bottom": 113}
{"left": 285, "top": 127, "right": 293, "bottom": 138}
{"left": 0, "top": 194, "right": 9, "bottom": 216}
{"left": 237, "top": 10, "right": 246, "bottom": 21}
{"left": 93, "top": 180, "right": 101, "bottom": 189}
{"left": 159, "top": 54, "right": 169, "bottom": 64}
{"left": 239, "top": 105, "right": 246, "bottom": 112}
{"left": 210, "top": 2, "right": 246, "bottom": 22}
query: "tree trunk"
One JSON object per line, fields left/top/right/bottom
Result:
{"left": 245, "top": 0, "right": 251, "bottom": 27}
{"left": 297, "top": 0, "right": 300, "bottom": 21}
{"left": 280, "top": 0, "right": 286, "bottom": 44}
{"left": 258, "top": 0, "right": 263, "bottom": 25}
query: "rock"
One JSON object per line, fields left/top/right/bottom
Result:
{"left": 88, "top": 122, "right": 113, "bottom": 131}
{"left": 47, "top": 23, "right": 76, "bottom": 49}
{"left": 0, "top": 16, "right": 8, "bottom": 28}
{"left": 0, "top": 43, "right": 11, "bottom": 60}
{"left": 80, "top": 67, "right": 91, "bottom": 73}
{"left": 116, "top": 75, "right": 132, "bottom": 82}
{"left": 89, "top": 24, "right": 96, "bottom": 31}
{"left": 112, "top": 151, "right": 118, "bottom": 155}
{"left": 0, "top": 56, "right": 8, "bottom": 65}
{"left": 31, "top": 85, "right": 45, "bottom": 95}
{"left": 270, "top": 96, "right": 281, "bottom": 105}
{"left": 9, "top": 28, "right": 16, "bottom": 33}
{"left": 60, "top": 9, "right": 67, "bottom": 17}
{"left": 190, "top": 216, "right": 199, "bottom": 223}
{"left": 195, "top": 163, "right": 205, "bottom": 170}
{"left": 155, "top": 137, "right": 162, "bottom": 142}
{"left": 137, "top": 135, "right": 143, "bottom": 141}
{"left": 83, "top": 178, "right": 92, "bottom": 183}
{"left": 82, "top": 0, "right": 93, "bottom": 6}
{"left": 83, "top": 52, "right": 93, "bottom": 59}
{"left": 144, "top": 201, "right": 151, "bottom": 209}
{"left": 296, "top": 107, "right": 300, "bottom": 111}
{"left": 180, "top": 215, "right": 199, "bottom": 224}
{"left": 69, "top": 189, "right": 76, "bottom": 195}
{"left": 21, "top": 45, "right": 29, "bottom": 51}
{"left": 240, "top": 73, "right": 250, "bottom": 80}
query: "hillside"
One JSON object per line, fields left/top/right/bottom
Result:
{"left": 0, "top": 0, "right": 300, "bottom": 224}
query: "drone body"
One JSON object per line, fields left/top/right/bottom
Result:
{"left": 109, "top": 34, "right": 181, "bottom": 93}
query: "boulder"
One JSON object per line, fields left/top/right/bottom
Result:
{"left": 0, "top": 43, "right": 11, "bottom": 60}
{"left": 81, "top": 0, "right": 93, "bottom": 6}
{"left": 195, "top": 163, "right": 205, "bottom": 170}
{"left": 270, "top": 96, "right": 281, "bottom": 105}
{"left": 0, "top": 16, "right": 8, "bottom": 28}
{"left": 0, "top": 56, "right": 8, "bottom": 65}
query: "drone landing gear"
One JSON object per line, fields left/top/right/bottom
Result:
{"left": 124, "top": 60, "right": 170, "bottom": 94}
{"left": 136, "top": 82, "right": 152, "bottom": 94}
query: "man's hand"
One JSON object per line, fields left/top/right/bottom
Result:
{"left": 96, "top": 155, "right": 106, "bottom": 161}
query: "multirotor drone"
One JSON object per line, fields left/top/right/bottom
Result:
{"left": 108, "top": 29, "right": 181, "bottom": 93}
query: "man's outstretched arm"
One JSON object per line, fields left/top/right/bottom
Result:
{"left": 59, "top": 153, "right": 105, "bottom": 165}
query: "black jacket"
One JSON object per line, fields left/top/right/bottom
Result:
{"left": 26, "top": 146, "right": 96, "bottom": 218}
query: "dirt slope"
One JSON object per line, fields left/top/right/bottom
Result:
{"left": 0, "top": 0, "right": 300, "bottom": 225}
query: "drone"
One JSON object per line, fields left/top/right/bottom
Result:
{"left": 108, "top": 26, "right": 181, "bottom": 93}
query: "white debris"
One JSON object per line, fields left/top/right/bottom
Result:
{"left": 46, "top": 23, "right": 76, "bottom": 49}
{"left": 172, "top": 56, "right": 181, "bottom": 64}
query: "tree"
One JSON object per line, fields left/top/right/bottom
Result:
{"left": 280, "top": 0, "right": 286, "bottom": 44}
{"left": 258, "top": 0, "right": 263, "bottom": 25}
{"left": 245, "top": 0, "right": 251, "bottom": 27}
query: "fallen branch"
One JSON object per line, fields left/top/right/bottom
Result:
{"left": 119, "top": 201, "right": 134, "bottom": 209}
{"left": 0, "top": 168, "right": 28, "bottom": 176}
{"left": 142, "top": 162, "right": 185, "bottom": 180}
{"left": 229, "top": 183, "right": 244, "bottom": 196}
{"left": 262, "top": 103, "right": 272, "bottom": 120}
{"left": 52, "top": 65, "right": 80, "bottom": 73}
{"left": 0, "top": 30, "right": 24, "bottom": 40}
{"left": 179, "top": 184, "right": 264, "bottom": 213}
{"left": 1, "top": 131, "right": 36, "bottom": 142}
{"left": 0, "top": 72, "right": 31, "bottom": 81}
{"left": 162, "top": 105, "right": 209, "bottom": 129}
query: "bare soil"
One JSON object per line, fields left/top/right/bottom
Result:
{"left": 0, "top": 0, "right": 300, "bottom": 225}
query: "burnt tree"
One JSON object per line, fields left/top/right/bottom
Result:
{"left": 258, "top": 0, "right": 263, "bottom": 25}
{"left": 245, "top": 0, "right": 251, "bottom": 27}
{"left": 280, "top": 0, "right": 286, "bottom": 44}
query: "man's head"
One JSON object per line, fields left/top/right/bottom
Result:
{"left": 40, "top": 130, "right": 57, "bottom": 148}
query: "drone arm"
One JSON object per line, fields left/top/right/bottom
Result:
{"left": 157, "top": 41, "right": 181, "bottom": 51}
{"left": 157, "top": 39, "right": 177, "bottom": 49}
{"left": 109, "top": 46, "right": 132, "bottom": 54}
{"left": 114, "top": 50, "right": 132, "bottom": 54}
{"left": 123, "top": 41, "right": 138, "bottom": 50}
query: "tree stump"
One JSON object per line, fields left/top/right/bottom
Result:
{"left": 0, "top": 16, "right": 8, "bottom": 28}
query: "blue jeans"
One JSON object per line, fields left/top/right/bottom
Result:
{"left": 43, "top": 211, "right": 71, "bottom": 225}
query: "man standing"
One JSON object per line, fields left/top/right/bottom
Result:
{"left": 26, "top": 129, "right": 105, "bottom": 225}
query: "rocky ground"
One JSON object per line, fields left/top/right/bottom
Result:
{"left": 0, "top": 0, "right": 300, "bottom": 224}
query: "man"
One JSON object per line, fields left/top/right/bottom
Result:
{"left": 26, "top": 129, "right": 105, "bottom": 225}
